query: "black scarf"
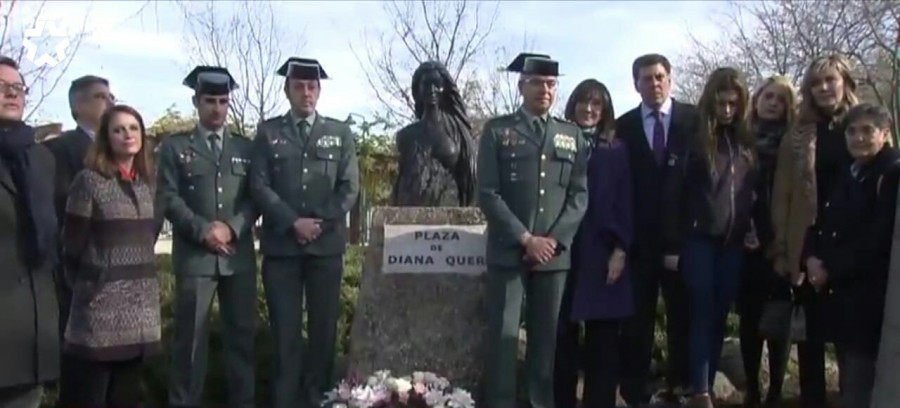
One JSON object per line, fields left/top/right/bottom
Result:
{"left": 0, "top": 119, "right": 57, "bottom": 268}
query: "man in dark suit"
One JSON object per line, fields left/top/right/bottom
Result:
{"left": 616, "top": 53, "right": 699, "bottom": 407}
{"left": 0, "top": 55, "right": 60, "bottom": 408}
{"left": 44, "top": 75, "right": 114, "bottom": 324}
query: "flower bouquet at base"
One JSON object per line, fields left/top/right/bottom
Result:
{"left": 321, "top": 370, "right": 476, "bottom": 408}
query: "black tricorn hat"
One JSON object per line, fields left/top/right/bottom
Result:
{"left": 522, "top": 56, "right": 560, "bottom": 77}
{"left": 505, "top": 52, "right": 551, "bottom": 73}
{"left": 277, "top": 57, "right": 329, "bottom": 80}
{"left": 183, "top": 66, "right": 238, "bottom": 95}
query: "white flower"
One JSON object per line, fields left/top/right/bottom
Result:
{"left": 447, "top": 389, "right": 475, "bottom": 408}
{"left": 424, "top": 389, "right": 445, "bottom": 406}
{"left": 395, "top": 378, "right": 412, "bottom": 394}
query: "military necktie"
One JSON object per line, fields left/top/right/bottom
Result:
{"left": 532, "top": 117, "right": 544, "bottom": 137}
{"left": 208, "top": 133, "right": 221, "bottom": 161}
{"left": 298, "top": 121, "right": 309, "bottom": 139}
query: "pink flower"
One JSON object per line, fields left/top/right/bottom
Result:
{"left": 414, "top": 383, "right": 426, "bottom": 395}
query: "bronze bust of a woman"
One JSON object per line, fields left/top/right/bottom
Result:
{"left": 391, "top": 61, "right": 477, "bottom": 207}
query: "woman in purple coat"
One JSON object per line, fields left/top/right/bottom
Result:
{"left": 554, "top": 79, "right": 633, "bottom": 408}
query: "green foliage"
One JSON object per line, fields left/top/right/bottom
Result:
{"left": 147, "top": 105, "right": 197, "bottom": 139}
{"left": 351, "top": 115, "right": 398, "bottom": 208}
{"left": 145, "top": 105, "right": 254, "bottom": 140}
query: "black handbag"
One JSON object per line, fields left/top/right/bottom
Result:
{"left": 759, "top": 292, "right": 806, "bottom": 342}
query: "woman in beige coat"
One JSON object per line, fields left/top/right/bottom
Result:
{"left": 771, "top": 53, "right": 859, "bottom": 408}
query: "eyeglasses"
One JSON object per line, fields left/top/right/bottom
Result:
{"left": 0, "top": 81, "right": 28, "bottom": 96}
{"left": 524, "top": 78, "right": 558, "bottom": 89}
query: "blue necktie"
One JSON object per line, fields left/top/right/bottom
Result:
{"left": 652, "top": 111, "right": 665, "bottom": 165}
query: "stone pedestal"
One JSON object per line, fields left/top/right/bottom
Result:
{"left": 346, "top": 207, "right": 488, "bottom": 391}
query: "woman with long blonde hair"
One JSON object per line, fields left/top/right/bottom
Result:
{"left": 771, "top": 53, "right": 859, "bottom": 408}
{"left": 739, "top": 75, "right": 798, "bottom": 408}
{"left": 663, "top": 67, "right": 757, "bottom": 408}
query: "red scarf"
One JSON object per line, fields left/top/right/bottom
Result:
{"left": 118, "top": 164, "right": 136, "bottom": 181}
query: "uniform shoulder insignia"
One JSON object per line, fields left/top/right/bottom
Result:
{"left": 261, "top": 116, "right": 282, "bottom": 126}
{"left": 167, "top": 131, "right": 192, "bottom": 140}
{"left": 553, "top": 115, "right": 577, "bottom": 125}
{"left": 485, "top": 113, "right": 514, "bottom": 128}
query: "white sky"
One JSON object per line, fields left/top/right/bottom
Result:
{"left": 7, "top": 0, "right": 726, "bottom": 130}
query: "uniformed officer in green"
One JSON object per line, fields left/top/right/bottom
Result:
{"left": 156, "top": 66, "right": 259, "bottom": 408}
{"left": 478, "top": 54, "right": 589, "bottom": 408}
{"left": 249, "top": 57, "right": 359, "bottom": 408}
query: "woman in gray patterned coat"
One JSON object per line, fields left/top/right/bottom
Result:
{"left": 59, "top": 104, "right": 160, "bottom": 407}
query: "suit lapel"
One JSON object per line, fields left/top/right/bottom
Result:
{"left": 279, "top": 113, "right": 307, "bottom": 149}
{"left": 626, "top": 107, "right": 654, "bottom": 161}
{"left": 306, "top": 115, "right": 324, "bottom": 150}
{"left": 220, "top": 133, "right": 238, "bottom": 168}
{"left": 189, "top": 127, "right": 216, "bottom": 163}
{"left": 667, "top": 101, "right": 686, "bottom": 152}
{"left": 0, "top": 160, "right": 16, "bottom": 195}
{"left": 512, "top": 111, "right": 543, "bottom": 146}
{"left": 65, "top": 128, "right": 92, "bottom": 177}
{"left": 545, "top": 119, "right": 568, "bottom": 151}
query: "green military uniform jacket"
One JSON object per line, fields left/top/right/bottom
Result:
{"left": 477, "top": 110, "right": 589, "bottom": 271}
{"left": 156, "top": 127, "right": 258, "bottom": 276}
{"left": 249, "top": 112, "right": 359, "bottom": 257}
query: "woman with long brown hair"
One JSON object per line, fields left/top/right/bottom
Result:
{"left": 58, "top": 104, "right": 160, "bottom": 407}
{"left": 554, "top": 79, "right": 632, "bottom": 408}
{"left": 739, "top": 75, "right": 798, "bottom": 408}
{"left": 771, "top": 53, "right": 859, "bottom": 408}
{"left": 663, "top": 67, "right": 757, "bottom": 408}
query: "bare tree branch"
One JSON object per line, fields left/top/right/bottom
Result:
{"left": 178, "top": 0, "right": 298, "bottom": 136}
{"left": 674, "top": 0, "right": 900, "bottom": 126}
{"left": 0, "top": 0, "right": 91, "bottom": 121}
{"left": 355, "top": 0, "right": 500, "bottom": 130}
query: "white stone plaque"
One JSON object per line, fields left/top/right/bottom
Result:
{"left": 382, "top": 224, "right": 487, "bottom": 275}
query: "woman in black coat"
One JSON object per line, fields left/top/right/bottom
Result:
{"left": 739, "top": 75, "right": 797, "bottom": 408}
{"left": 802, "top": 103, "right": 900, "bottom": 408}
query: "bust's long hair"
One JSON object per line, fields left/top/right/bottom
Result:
{"left": 695, "top": 67, "right": 754, "bottom": 167}
{"left": 410, "top": 61, "right": 477, "bottom": 206}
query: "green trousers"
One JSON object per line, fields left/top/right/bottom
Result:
{"left": 483, "top": 267, "right": 567, "bottom": 408}
{"left": 262, "top": 255, "right": 344, "bottom": 408}
{"left": 169, "top": 272, "right": 258, "bottom": 408}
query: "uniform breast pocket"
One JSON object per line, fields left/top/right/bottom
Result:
{"left": 554, "top": 147, "right": 575, "bottom": 186}
{"left": 315, "top": 147, "right": 340, "bottom": 177}
{"left": 180, "top": 159, "right": 214, "bottom": 179}
{"left": 230, "top": 157, "right": 249, "bottom": 177}
{"left": 499, "top": 147, "right": 536, "bottom": 183}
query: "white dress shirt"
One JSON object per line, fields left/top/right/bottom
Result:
{"left": 640, "top": 97, "right": 673, "bottom": 148}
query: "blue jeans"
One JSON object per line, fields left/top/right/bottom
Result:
{"left": 682, "top": 236, "right": 743, "bottom": 393}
